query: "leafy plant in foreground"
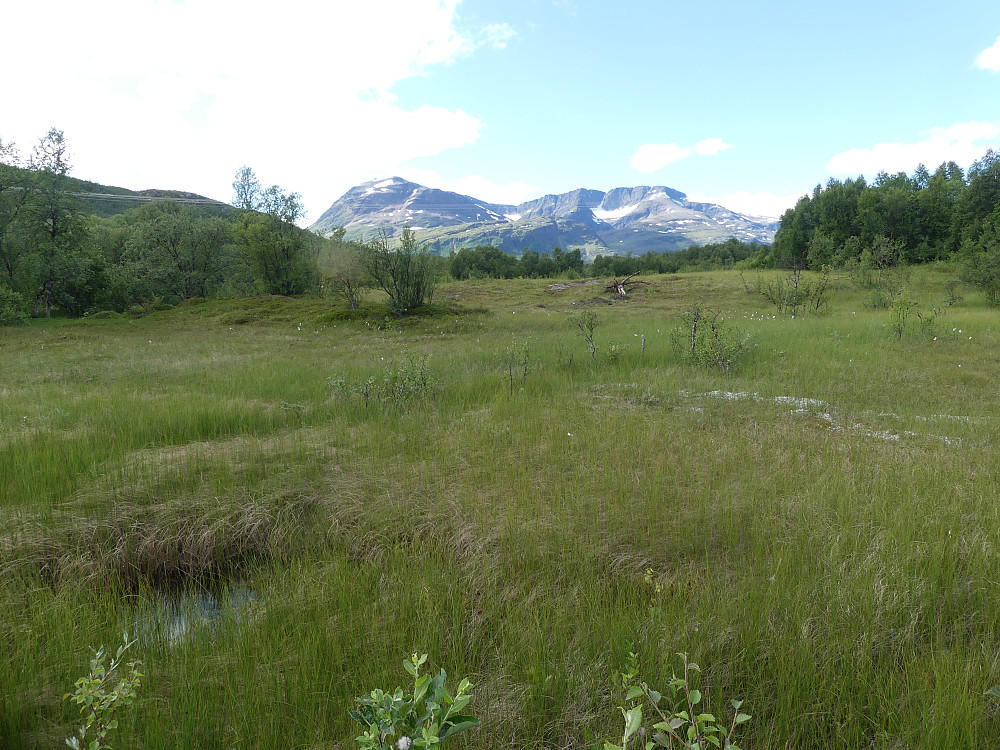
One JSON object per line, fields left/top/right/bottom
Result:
{"left": 350, "top": 653, "right": 479, "bottom": 749}
{"left": 607, "top": 652, "right": 749, "bottom": 750}
{"left": 64, "top": 633, "right": 143, "bottom": 750}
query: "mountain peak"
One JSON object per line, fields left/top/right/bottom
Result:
{"left": 310, "top": 179, "right": 776, "bottom": 257}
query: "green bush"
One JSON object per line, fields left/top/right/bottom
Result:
{"left": 0, "top": 286, "right": 28, "bottom": 326}
{"left": 672, "top": 305, "right": 753, "bottom": 372}
{"left": 350, "top": 653, "right": 478, "bottom": 749}
{"left": 607, "top": 652, "right": 749, "bottom": 750}
{"left": 331, "top": 355, "right": 441, "bottom": 408}
{"left": 64, "top": 634, "right": 143, "bottom": 750}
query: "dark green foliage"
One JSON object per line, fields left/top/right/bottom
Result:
{"left": 767, "top": 155, "right": 1000, "bottom": 271}
{"left": 960, "top": 208, "right": 1000, "bottom": 304}
{"left": 232, "top": 211, "right": 317, "bottom": 296}
{"left": 591, "top": 238, "right": 763, "bottom": 277}
{"left": 230, "top": 169, "right": 318, "bottom": 296}
{"left": 362, "top": 227, "right": 437, "bottom": 315}
{"left": 448, "top": 244, "right": 583, "bottom": 279}
{"left": 0, "top": 285, "right": 27, "bottom": 325}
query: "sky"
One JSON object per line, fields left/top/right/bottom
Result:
{"left": 3, "top": 0, "right": 1000, "bottom": 223}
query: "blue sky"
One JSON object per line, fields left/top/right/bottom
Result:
{"left": 4, "top": 0, "right": 1000, "bottom": 221}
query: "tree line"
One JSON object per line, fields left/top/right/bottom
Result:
{"left": 0, "top": 129, "right": 331, "bottom": 321}
{"left": 762, "top": 152, "right": 1000, "bottom": 271}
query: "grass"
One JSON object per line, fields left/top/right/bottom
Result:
{"left": 3, "top": 267, "right": 1000, "bottom": 748}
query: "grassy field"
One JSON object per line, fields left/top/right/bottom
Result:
{"left": 4, "top": 267, "right": 1000, "bottom": 749}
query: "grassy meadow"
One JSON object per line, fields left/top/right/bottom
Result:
{"left": 4, "top": 266, "right": 1000, "bottom": 749}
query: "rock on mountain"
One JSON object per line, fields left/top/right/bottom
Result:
{"left": 309, "top": 177, "right": 777, "bottom": 258}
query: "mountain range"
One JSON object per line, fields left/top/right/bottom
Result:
{"left": 309, "top": 178, "right": 778, "bottom": 258}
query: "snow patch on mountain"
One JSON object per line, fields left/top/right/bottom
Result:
{"left": 592, "top": 204, "right": 639, "bottom": 221}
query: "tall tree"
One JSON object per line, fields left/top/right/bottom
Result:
{"left": 0, "top": 140, "right": 32, "bottom": 287}
{"left": 25, "top": 128, "right": 90, "bottom": 317}
{"left": 230, "top": 168, "right": 315, "bottom": 295}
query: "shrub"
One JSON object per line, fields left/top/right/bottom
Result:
{"left": 0, "top": 286, "right": 28, "bottom": 326}
{"left": 752, "top": 265, "right": 831, "bottom": 317}
{"left": 672, "top": 305, "right": 753, "bottom": 372}
{"left": 64, "top": 634, "right": 143, "bottom": 750}
{"left": 361, "top": 227, "right": 437, "bottom": 316}
{"left": 574, "top": 310, "right": 599, "bottom": 360}
{"left": 848, "top": 236, "right": 910, "bottom": 309}
{"left": 350, "top": 653, "right": 479, "bottom": 749}
{"left": 607, "top": 652, "right": 749, "bottom": 750}
{"left": 331, "top": 355, "right": 441, "bottom": 408}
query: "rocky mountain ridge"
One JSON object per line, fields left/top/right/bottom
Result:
{"left": 309, "top": 178, "right": 778, "bottom": 258}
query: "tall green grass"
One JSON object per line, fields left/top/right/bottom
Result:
{"left": 3, "top": 269, "right": 1000, "bottom": 748}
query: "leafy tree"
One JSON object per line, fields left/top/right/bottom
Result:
{"left": 126, "top": 200, "right": 233, "bottom": 300}
{"left": 231, "top": 165, "right": 262, "bottom": 211}
{"left": 960, "top": 207, "right": 1000, "bottom": 305}
{"left": 362, "top": 226, "right": 437, "bottom": 315}
{"left": 24, "top": 128, "right": 91, "bottom": 317}
{"left": 0, "top": 139, "right": 32, "bottom": 289}
{"left": 230, "top": 168, "right": 316, "bottom": 295}
{"left": 324, "top": 235, "right": 372, "bottom": 309}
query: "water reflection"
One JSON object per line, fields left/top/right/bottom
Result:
{"left": 139, "top": 584, "right": 258, "bottom": 645}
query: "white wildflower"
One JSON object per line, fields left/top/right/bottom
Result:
{"left": 397, "top": 737, "right": 413, "bottom": 750}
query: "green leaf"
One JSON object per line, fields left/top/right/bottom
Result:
{"left": 450, "top": 695, "right": 470, "bottom": 715}
{"left": 413, "top": 675, "right": 430, "bottom": 706}
{"left": 403, "top": 659, "right": 418, "bottom": 677}
{"left": 696, "top": 713, "right": 716, "bottom": 724}
{"left": 604, "top": 744, "right": 624, "bottom": 750}
{"left": 439, "top": 716, "right": 479, "bottom": 740}
{"left": 624, "top": 705, "right": 643, "bottom": 742}
{"left": 689, "top": 689, "right": 702, "bottom": 705}
{"left": 648, "top": 689, "right": 661, "bottom": 704}
{"left": 735, "top": 713, "right": 751, "bottom": 724}
{"left": 730, "top": 699, "right": 743, "bottom": 710}
{"left": 652, "top": 732, "right": 672, "bottom": 747}
{"left": 986, "top": 686, "right": 1000, "bottom": 701}
{"left": 626, "top": 686, "right": 644, "bottom": 701}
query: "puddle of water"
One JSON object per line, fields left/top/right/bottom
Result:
{"left": 137, "top": 584, "right": 258, "bottom": 646}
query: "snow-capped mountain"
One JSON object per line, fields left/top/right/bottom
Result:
{"left": 309, "top": 178, "right": 778, "bottom": 257}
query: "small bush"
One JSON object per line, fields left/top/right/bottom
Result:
{"left": 604, "top": 341, "right": 629, "bottom": 362}
{"left": 0, "top": 286, "right": 28, "bottom": 326}
{"left": 672, "top": 305, "right": 753, "bottom": 372}
{"left": 331, "top": 355, "right": 441, "bottom": 408}
{"left": 350, "top": 653, "right": 478, "bottom": 749}
{"left": 607, "top": 652, "right": 749, "bottom": 750}
{"left": 64, "top": 634, "right": 143, "bottom": 750}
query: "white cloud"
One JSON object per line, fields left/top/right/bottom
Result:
{"left": 630, "top": 138, "right": 732, "bottom": 173}
{"left": 687, "top": 190, "right": 804, "bottom": 220}
{"left": 827, "top": 121, "right": 1000, "bottom": 176}
{"left": 976, "top": 35, "right": 1000, "bottom": 71}
{"left": 397, "top": 168, "right": 541, "bottom": 205}
{"left": 0, "top": 0, "right": 504, "bottom": 222}
{"left": 481, "top": 23, "right": 517, "bottom": 49}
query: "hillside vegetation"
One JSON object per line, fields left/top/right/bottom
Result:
{"left": 3, "top": 267, "right": 1000, "bottom": 749}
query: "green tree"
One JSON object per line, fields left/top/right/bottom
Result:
{"left": 24, "top": 128, "right": 91, "bottom": 317}
{"left": 0, "top": 140, "right": 32, "bottom": 289}
{"left": 230, "top": 168, "right": 316, "bottom": 295}
{"left": 126, "top": 200, "right": 233, "bottom": 300}
{"left": 959, "top": 208, "right": 1000, "bottom": 305}
{"left": 361, "top": 226, "right": 437, "bottom": 315}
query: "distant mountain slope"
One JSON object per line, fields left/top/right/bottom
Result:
{"left": 5, "top": 165, "right": 232, "bottom": 218}
{"left": 310, "top": 178, "right": 778, "bottom": 257}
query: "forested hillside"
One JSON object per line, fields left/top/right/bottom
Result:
{"left": 0, "top": 130, "right": 330, "bottom": 319}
